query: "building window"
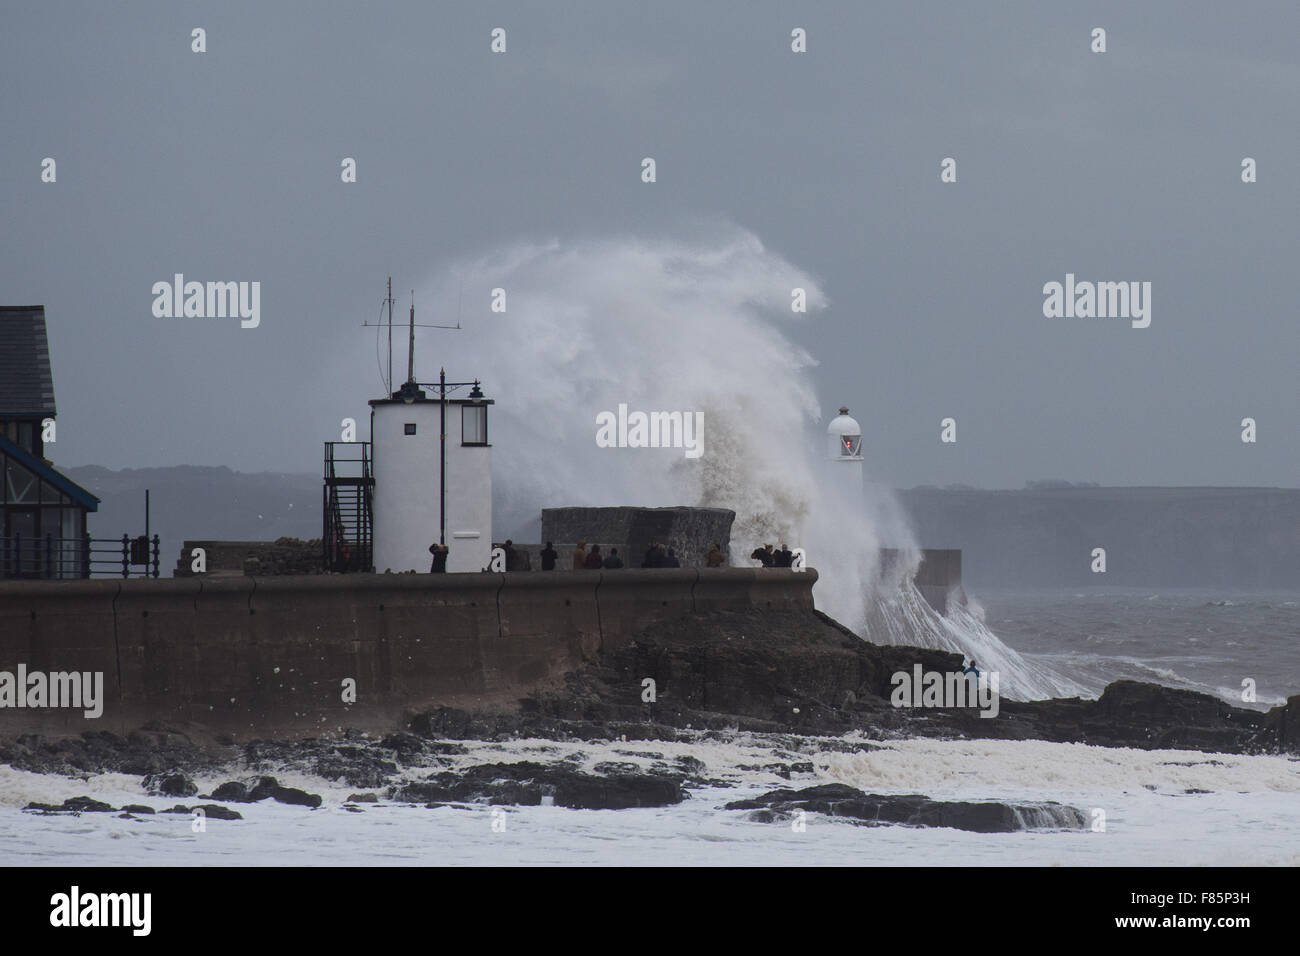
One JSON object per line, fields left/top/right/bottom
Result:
{"left": 17, "top": 422, "right": 36, "bottom": 456}
{"left": 404, "top": 423, "right": 417, "bottom": 435}
{"left": 462, "top": 404, "right": 487, "bottom": 445}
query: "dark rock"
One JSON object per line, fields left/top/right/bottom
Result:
{"left": 0, "top": 729, "right": 218, "bottom": 778}
{"left": 193, "top": 803, "right": 243, "bottom": 820}
{"left": 142, "top": 771, "right": 198, "bottom": 798}
{"left": 312, "top": 750, "right": 398, "bottom": 789}
{"left": 593, "top": 761, "right": 642, "bottom": 775}
{"left": 380, "top": 732, "right": 428, "bottom": 757}
{"left": 159, "top": 803, "right": 240, "bottom": 820}
{"left": 63, "top": 796, "right": 117, "bottom": 813}
{"left": 728, "top": 783, "right": 1087, "bottom": 833}
{"left": 211, "top": 781, "right": 252, "bottom": 803}
{"left": 347, "top": 792, "right": 380, "bottom": 803}
{"left": 247, "top": 776, "right": 322, "bottom": 808}
{"left": 674, "top": 755, "right": 706, "bottom": 774}
{"left": 24, "top": 796, "right": 117, "bottom": 814}
{"left": 120, "top": 804, "right": 156, "bottom": 814}
{"left": 390, "top": 761, "right": 683, "bottom": 809}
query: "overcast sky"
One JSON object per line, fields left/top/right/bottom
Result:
{"left": 3, "top": 1, "right": 1296, "bottom": 490}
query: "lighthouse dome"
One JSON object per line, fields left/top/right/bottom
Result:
{"left": 827, "top": 406, "right": 863, "bottom": 460}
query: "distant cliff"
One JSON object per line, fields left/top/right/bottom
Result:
{"left": 61, "top": 466, "right": 1299, "bottom": 588}
{"left": 900, "top": 486, "right": 1300, "bottom": 588}
{"left": 64, "top": 465, "right": 319, "bottom": 575}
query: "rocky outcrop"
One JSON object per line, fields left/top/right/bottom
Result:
{"left": 0, "top": 728, "right": 224, "bottom": 777}
{"left": 23, "top": 797, "right": 241, "bottom": 820}
{"left": 142, "top": 771, "right": 198, "bottom": 797}
{"left": 205, "top": 775, "right": 322, "bottom": 808}
{"left": 485, "top": 607, "right": 1294, "bottom": 755}
{"left": 390, "top": 761, "right": 684, "bottom": 809}
{"left": 726, "top": 783, "right": 1087, "bottom": 832}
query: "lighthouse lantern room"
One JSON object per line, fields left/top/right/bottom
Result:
{"left": 827, "top": 406, "right": 863, "bottom": 461}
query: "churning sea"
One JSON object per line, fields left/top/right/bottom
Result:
{"left": 3, "top": 588, "right": 1298, "bottom": 866}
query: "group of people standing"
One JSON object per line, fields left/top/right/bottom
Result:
{"left": 532, "top": 540, "right": 717, "bottom": 569}
{"left": 750, "top": 543, "right": 796, "bottom": 568}
{"left": 536, "top": 540, "right": 626, "bottom": 570}
{"left": 428, "top": 539, "right": 788, "bottom": 573}
{"left": 639, "top": 542, "right": 681, "bottom": 568}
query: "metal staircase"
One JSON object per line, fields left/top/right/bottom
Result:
{"left": 323, "top": 441, "right": 374, "bottom": 572}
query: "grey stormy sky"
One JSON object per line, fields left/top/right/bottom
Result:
{"left": 2, "top": 0, "right": 1297, "bottom": 489}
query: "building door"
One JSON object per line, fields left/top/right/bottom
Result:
{"left": 4, "top": 507, "right": 39, "bottom": 577}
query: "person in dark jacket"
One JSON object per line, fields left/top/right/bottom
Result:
{"left": 664, "top": 547, "right": 681, "bottom": 568}
{"left": 750, "top": 544, "right": 774, "bottom": 568}
{"left": 540, "top": 541, "right": 558, "bottom": 571}
{"left": 774, "top": 544, "right": 793, "bottom": 568}
{"left": 503, "top": 539, "right": 517, "bottom": 572}
{"left": 602, "top": 547, "right": 624, "bottom": 569}
{"left": 428, "top": 542, "right": 449, "bottom": 573}
{"left": 642, "top": 543, "right": 662, "bottom": 568}
{"left": 584, "top": 544, "right": 604, "bottom": 569}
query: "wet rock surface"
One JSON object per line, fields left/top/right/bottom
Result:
{"left": 143, "top": 771, "right": 198, "bottom": 797}
{"left": 0, "top": 727, "right": 225, "bottom": 777}
{"left": 391, "top": 761, "right": 685, "bottom": 809}
{"left": 23, "top": 796, "right": 241, "bottom": 820}
{"left": 474, "top": 608, "right": 1298, "bottom": 756}
{"left": 727, "top": 783, "right": 1088, "bottom": 833}
{"left": 203, "top": 776, "right": 322, "bottom": 808}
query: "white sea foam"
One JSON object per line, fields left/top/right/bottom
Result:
{"left": 4, "top": 734, "right": 1298, "bottom": 866}
{"left": 865, "top": 579, "right": 1090, "bottom": 700}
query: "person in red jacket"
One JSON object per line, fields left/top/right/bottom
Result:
{"left": 584, "top": 544, "right": 604, "bottom": 569}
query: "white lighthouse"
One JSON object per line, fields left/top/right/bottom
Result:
{"left": 824, "top": 405, "right": 865, "bottom": 512}
{"left": 368, "top": 375, "right": 493, "bottom": 573}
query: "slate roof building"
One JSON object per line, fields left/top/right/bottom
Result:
{"left": 1, "top": 305, "right": 99, "bottom": 578}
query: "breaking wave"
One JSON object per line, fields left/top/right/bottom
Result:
{"left": 405, "top": 227, "right": 1123, "bottom": 701}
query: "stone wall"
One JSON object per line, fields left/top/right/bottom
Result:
{"left": 0, "top": 567, "right": 816, "bottom": 740}
{"left": 173, "top": 538, "right": 323, "bottom": 577}
{"left": 541, "top": 506, "right": 735, "bottom": 568}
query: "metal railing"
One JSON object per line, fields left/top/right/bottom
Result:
{"left": 1, "top": 534, "right": 160, "bottom": 580}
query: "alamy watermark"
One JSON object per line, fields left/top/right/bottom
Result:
{"left": 595, "top": 404, "right": 704, "bottom": 459}
{"left": 151, "top": 275, "right": 261, "bottom": 328}
{"left": 890, "top": 664, "right": 1000, "bottom": 718}
{"left": 0, "top": 664, "right": 103, "bottom": 718}
{"left": 50, "top": 886, "right": 150, "bottom": 936}
{"left": 1042, "top": 273, "right": 1150, "bottom": 328}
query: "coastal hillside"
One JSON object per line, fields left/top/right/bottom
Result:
{"left": 900, "top": 485, "right": 1300, "bottom": 588}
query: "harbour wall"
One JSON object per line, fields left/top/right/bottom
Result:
{"left": 0, "top": 567, "right": 816, "bottom": 741}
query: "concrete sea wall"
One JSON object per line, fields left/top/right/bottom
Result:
{"left": 541, "top": 506, "right": 735, "bottom": 568}
{"left": 0, "top": 568, "right": 816, "bottom": 740}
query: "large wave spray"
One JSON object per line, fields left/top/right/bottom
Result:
{"left": 403, "top": 228, "right": 1075, "bottom": 698}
